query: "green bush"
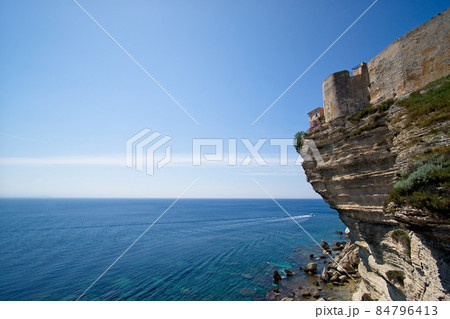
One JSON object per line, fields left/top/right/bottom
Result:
{"left": 348, "top": 99, "right": 395, "bottom": 124}
{"left": 344, "top": 122, "right": 385, "bottom": 139}
{"left": 389, "top": 149, "right": 449, "bottom": 215}
{"left": 386, "top": 270, "right": 405, "bottom": 286}
{"left": 408, "top": 191, "right": 449, "bottom": 212}
{"left": 391, "top": 229, "right": 409, "bottom": 242}
{"left": 397, "top": 75, "right": 450, "bottom": 128}
{"left": 348, "top": 103, "right": 374, "bottom": 123}
{"left": 294, "top": 131, "right": 305, "bottom": 151}
{"left": 376, "top": 99, "right": 396, "bottom": 112}
{"left": 393, "top": 161, "right": 443, "bottom": 191}
{"left": 391, "top": 229, "right": 411, "bottom": 255}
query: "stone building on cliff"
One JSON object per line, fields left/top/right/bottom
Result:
{"left": 307, "top": 107, "right": 324, "bottom": 127}
{"left": 308, "top": 8, "right": 450, "bottom": 124}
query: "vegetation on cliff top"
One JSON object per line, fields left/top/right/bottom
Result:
{"left": 348, "top": 98, "right": 396, "bottom": 124}
{"left": 294, "top": 131, "right": 305, "bottom": 152}
{"left": 398, "top": 74, "right": 450, "bottom": 128}
{"left": 343, "top": 99, "right": 395, "bottom": 139}
{"left": 299, "top": 74, "right": 449, "bottom": 215}
{"left": 388, "top": 75, "right": 449, "bottom": 214}
{"left": 346, "top": 75, "right": 449, "bottom": 133}
{"left": 389, "top": 146, "right": 449, "bottom": 215}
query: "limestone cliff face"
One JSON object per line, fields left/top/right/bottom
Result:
{"left": 299, "top": 10, "right": 449, "bottom": 301}
{"left": 301, "top": 100, "right": 449, "bottom": 301}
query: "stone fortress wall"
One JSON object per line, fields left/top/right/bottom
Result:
{"left": 323, "top": 9, "right": 450, "bottom": 123}
{"left": 323, "top": 63, "right": 370, "bottom": 122}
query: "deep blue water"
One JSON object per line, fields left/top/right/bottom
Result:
{"left": 0, "top": 198, "right": 346, "bottom": 300}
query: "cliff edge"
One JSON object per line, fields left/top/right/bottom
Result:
{"left": 298, "top": 10, "right": 450, "bottom": 301}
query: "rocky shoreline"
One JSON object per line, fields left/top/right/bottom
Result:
{"left": 265, "top": 229, "right": 361, "bottom": 301}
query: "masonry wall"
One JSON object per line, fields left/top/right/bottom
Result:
{"left": 323, "top": 66, "right": 369, "bottom": 122}
{"left": 322, "top": 9, "right": 450, "bottom": 122}
{"left": 368, "top": 9, "right": 450, "bottom": 103}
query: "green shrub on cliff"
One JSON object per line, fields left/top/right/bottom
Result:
{"left": 348, "top": 103, "right": 373, "bottom": 123}
{"left": 398, "top": 74, "right": 450, "bottom": 128}
{"left": 348, "top": 98, "right": 395, "bottom": 123}
{"left": 393, "top": 161, "right": 443, "bottom": 191}
{"left": 389, "top": 147, "right": 450, "bottom": 215}
{"left": 344, "top": 122, "right": 385, "bottom": 139}
{"left": 386, "top": 270, "right": 405, "bottom": 287}
{"left": 294, "top": 131, "right": 305, "bottom": 151}
{"left": 391, "top": 229, "right": 411, "bottom": 256}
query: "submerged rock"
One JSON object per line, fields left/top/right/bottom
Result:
{"left": 321, "top": 240, "right": 331, "bottom": 252}
{"left": 303, "top": 262, "right": 318, "bottom": 274}
{"left": 300, "top": 290, "right": 311, "bottom": 297}
{"left": 273, "top": 270, "right": 282, "bottom": 283}
{"left": 320, "top": 267, "right": 328, "bottom": 282}
{"left": 332, "top": 241, "right": 346, "bottom": 251}
{"left": 239, "top": 288, "right": 256, "bottom": 297}
{"left": 284, "top": 269, "right": 295, "bottom": 277}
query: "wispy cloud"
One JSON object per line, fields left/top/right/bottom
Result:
{"left": 0, "top": 153, "right": 303, "bottom": 167}
{"left": 244, "top": 171, "right": 301, "bottom": 176}
{"left": 0, "top": 133, "right": 38, "bottom": 142}
{"left": 0, "top": 155, "right": 124, "bottom": 166}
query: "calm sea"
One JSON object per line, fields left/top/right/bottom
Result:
{"left": 0, "top": 198, "right": 346, "bottom": 300}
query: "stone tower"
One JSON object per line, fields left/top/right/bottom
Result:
{"left": 322, "top": 63, "right": 370, "bottom": 122}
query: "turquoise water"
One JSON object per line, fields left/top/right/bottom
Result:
{"left": 0, "top": 198, "right": 346, "bottom": 300}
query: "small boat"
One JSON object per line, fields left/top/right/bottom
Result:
{"left": 309, "top": 213, "right": 314, "bottom": 217}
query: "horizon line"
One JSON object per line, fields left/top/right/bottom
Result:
{"left": 0, "top": 196, "right": 323, "bottom": 200}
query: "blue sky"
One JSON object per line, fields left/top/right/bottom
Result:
{"left": 0, "top": 0, "right": 448, "bottom": 198}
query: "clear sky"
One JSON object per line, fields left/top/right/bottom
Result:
{"left": 0, "top": 0, "right": 448, "bottom": 198}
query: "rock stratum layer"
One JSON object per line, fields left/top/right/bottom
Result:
{"left": 299, "top": 10, "right": 450, "bottom": 301}
{"left": 302, "top": 106, "right": 449, "bottom": 300}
